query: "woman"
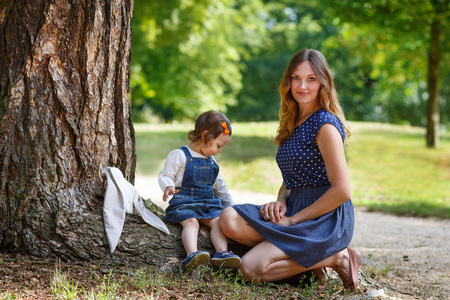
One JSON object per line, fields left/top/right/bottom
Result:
{"left": 219, "top": 49, "right": 360, "bottom": 290}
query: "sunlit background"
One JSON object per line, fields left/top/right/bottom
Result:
{"left": 130, "top": 0, "right": 450, "bottom": 218}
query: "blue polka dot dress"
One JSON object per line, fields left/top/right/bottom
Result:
{"left": 233, "top": 108, "right": 354, "bottom": 268}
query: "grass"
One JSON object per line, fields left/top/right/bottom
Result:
{"left": 346, "top": 122, "right": 449, "bottom": 218}
{"left": 42, "top": 263, "right": 349, "bottom": 300}
{"left": 135, "top": 121, "right": 450, "bottom": 219}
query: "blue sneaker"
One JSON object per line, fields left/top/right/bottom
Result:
{"left": 182, "top": 251, "right": 210, "bottom": 269}
{"left": 211, "top": 251, "right": 241, "bottom": 268}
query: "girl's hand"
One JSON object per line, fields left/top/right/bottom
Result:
{"left": 260, "top": 201, "right": 287, "bottom": 223}
{"left": 163, "top": 186, "right": 178, "bottom": 202}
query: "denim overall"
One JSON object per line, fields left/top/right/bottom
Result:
{"left": 165, "top": 146, "right": 223, "bottom": 223}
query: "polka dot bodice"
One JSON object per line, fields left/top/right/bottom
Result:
{"left": 276, "top": 108, "right": 345, "bottom": 189}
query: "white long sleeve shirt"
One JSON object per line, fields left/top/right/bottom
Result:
{"left": 158, "top": 146, "right": 234, "bottom": 208}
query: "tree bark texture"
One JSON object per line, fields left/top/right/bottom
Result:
{"left": 426, "top": 18, "right": 441, "bottom": 148}
{"left": 0, "top": 0, "right": 137, "bottom": 260}
{"left": 107, "top": 203, "right": 250, "bottom": 271}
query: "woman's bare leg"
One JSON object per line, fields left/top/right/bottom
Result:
{"left": 234, "top": 236, "right": 357, "bottom": 289}
{"left": 219, "top": 207, "right": 265, "bottom": 247}
{"left": 180, "top": 218, "right": 200, "bottom": 255}
{"left": 239, "top": 241, "right": 357, "bottom": 287}
{"left": 220, "top": 207, "right": 359, "bottom": 289}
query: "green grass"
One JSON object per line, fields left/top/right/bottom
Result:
{"left": 43, "top": 264, "right": 347, "bottom": 300}
{"left": 346, "top": 122, "right": 449, "bottom": 218}
{"left": 135, "top": 121, "right": 450, "bottom": 219}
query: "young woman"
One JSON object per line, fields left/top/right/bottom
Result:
{"left": 219, "top": 49, "right": 360, "bottom": 290}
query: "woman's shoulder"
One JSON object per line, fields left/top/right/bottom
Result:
{"left": 313, "top": 109, "right": 345, "bottom": 139}
{"left": 312, "top": 109, "right": 342, "bottom": 126}
{"left": 315, "top": 108, "right": 339, "bottom": 120}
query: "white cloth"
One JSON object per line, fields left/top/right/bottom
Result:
{"left": 158, "top": 146, "right": 234, "bottom": 207}
{"left": 103, "top": 167, "right": 170, "bottom": 253}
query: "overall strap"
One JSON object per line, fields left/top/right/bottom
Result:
{"left": 180, "top": 146, "right": 214, "bottom": 163}
{"left": 179, "top": 146, "right": 192, "bottom": 188}
{"left": 180, "top": 146, "right": 192, "bottom": 158}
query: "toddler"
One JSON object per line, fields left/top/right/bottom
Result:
{"left": 158, "top": 110, "right": 241, "bottom": 270}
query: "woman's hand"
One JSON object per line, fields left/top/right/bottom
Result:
{"left": 260, "top": 201, "right": 287, "bottom": 224}
{"left": 163, "top": 186, "right": 178, "bottom": 202}
{"left": 272, "top": 215, "right": 295, "bottom": 226}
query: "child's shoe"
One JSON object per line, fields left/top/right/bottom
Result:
{"left": 211, "top": 251, "right": 241, "bottom": 268}
{"left": 182, "top": 251, "right": 210, "bottom": 269}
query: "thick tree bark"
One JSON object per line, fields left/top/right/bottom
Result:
{"left": 425, "top": 18, "right": 441, "bottom": 148}
{"left": 106, "top": 202, "right": 250, "bottom": 270}
{"left": 0, "top": 0, "right": 138, "bottom": 260}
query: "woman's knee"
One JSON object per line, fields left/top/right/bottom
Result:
{"left": 219, "top": 207, "right": 240, "bottom": 238}
{"left": 239, "top": 259, "right": 265, "bottom": 283}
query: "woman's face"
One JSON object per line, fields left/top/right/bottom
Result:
{"left": 289, "top": 61, "right": 321, "bottom": 106}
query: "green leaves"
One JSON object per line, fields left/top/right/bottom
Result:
{"left": 130, "top": 0, "right": 267, "bottom": 122}
{"left": 130, "top": 0, "right": 449, "bottom": 128}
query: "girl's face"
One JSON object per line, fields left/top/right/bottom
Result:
{"left": 289, "top": 61, "right": 321, "bottom": 106}
{"left": 201, "top": 132, "right": 231, "bottom": 157}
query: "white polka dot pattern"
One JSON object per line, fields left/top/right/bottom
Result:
{"left": 276, "top": 109, "right": 345, "bottom": 189}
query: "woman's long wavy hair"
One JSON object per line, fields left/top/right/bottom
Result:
{"left": 274, "top": 49, "right": 350, "bottom": 146}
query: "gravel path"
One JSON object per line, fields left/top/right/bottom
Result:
{"left": 135, "top": 175, "right": 450, "bottom": 299}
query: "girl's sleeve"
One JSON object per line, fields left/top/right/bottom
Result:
{"left": 158, "top": 149, "right": 185, "bottom": 191}
{"left": 213, "top": 173, "right": 235, "bottom": 208}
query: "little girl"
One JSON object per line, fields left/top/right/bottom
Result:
{"left": 158, "top": 110, "right": 241, "bottom": 270}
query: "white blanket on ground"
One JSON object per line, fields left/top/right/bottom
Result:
{"left": 103, "top": 167, "right": 170, "bottom": 253}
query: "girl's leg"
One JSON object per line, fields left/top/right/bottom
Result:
{"left": 180, "top": 218, "right": 200, "bottom": 255}
{"left": 219, "top": 207, "right": 265, "bottom": 247}
{"left": 199, "top": 217, "right": 227, "bottom": 252}
{"left": 201, "top": 217, "right": 242, "bottom": 268}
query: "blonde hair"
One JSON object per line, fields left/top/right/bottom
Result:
{"left": 274, "top": 49, "right": 350, "bottom": 146}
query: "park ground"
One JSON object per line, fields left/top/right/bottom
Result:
{"left": 1, "top": 177, "right": 448, "bottom": 299}
{"left": 138, "top": 176, "right": 450, "bottom": 299}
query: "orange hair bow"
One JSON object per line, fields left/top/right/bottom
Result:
{"left": 221, "top": 122, "right": 230, "bottom": 135}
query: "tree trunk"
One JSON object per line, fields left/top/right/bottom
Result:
{"left": 108, "top": 202, "right": 250, "bottom": 271}
{"left": 0, "top": 0, "right": 137, "bottom": 260}
{"left": 426, "top": 18, "right": 441, "bottom": 148}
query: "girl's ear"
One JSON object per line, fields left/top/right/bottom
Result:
{"left": 201, "top": 130, "right": 209, "bottom": 144}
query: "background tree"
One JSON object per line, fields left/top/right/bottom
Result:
{"left": 0, "top": 0, "right": 137, "bottom": 260}
{"left": 317, "top": 0, "right": 449, "bottom": 148}
{"left": 130, "top": 0, "right": 267, "bottom": 122}
{"left": 228, "top": 0, "right": 341, "bottom": 121}
{"left": 129, "top": 0, "right": 449, "bottom": 141}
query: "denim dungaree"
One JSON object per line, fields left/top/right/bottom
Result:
{"left": 164, "top": 146, "right": 223, "bottom": 223}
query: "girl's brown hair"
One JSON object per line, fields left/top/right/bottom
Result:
{"left": 274, "top": 49, "right": 350, "bottom": 146}
{"left": 188, "top": 110, "right": 232, "bottom": 145}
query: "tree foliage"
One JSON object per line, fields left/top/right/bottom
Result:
{"left": 130, "top": 0, "right": 450, "bottom": 135}
{"left": 130, "top": 0, "right": 267, "bottom": 122}
{"left": 316, "top": 0, "right": 449, "bottom": 146}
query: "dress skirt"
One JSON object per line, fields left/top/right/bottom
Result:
{"left": 165, "top": 187, "right": 222, "bottom": 223}
{"left": 233, "top": 185, "right": 354, "bottom": 268}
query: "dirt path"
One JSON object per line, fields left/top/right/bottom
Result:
{"left": 136, "top": 174, "right": 450, "bottom": 299}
